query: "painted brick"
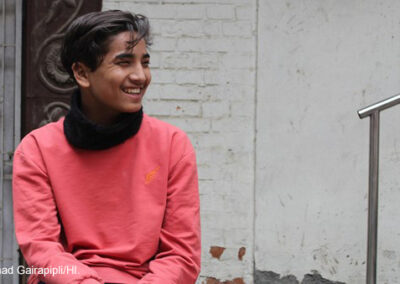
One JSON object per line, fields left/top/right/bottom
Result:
{"left": 102, "top": 0, "right": 119, "bottom": 9}
{"left": 222, "top": 21, "right": 253, "bottom": 37}
{"left": 149, "top": 20, "right": 170, "bottom": 36}
{"left": 202, "top": 21, "right": 222, "bottom": 36}
{"left": 175, "top": 70, "right": 204, "bottom": 85}
{"left": 199, "top": 86, "right": 224, "bottom": 101}
{"left": 148, "top": 51, "right": 161, "bottom": 68}
{"left": 150, "top": 84, "right": 205, "bottom": 100}
{"left": 154, "top": 20, "right": 205, "bottom": 37}
{"left": 203, "top": 70, "right": 222, "bottom": 85}
{"left": 211, "top": 117, "right": 251, "bottom": 132}
{"left": 206, "top": 5, "right": 235, "bottom": 19}
{"left": 118, "top": 0, "right": 159, "bottom": 3}
{"left": 145, "top": 4, "right": 178, "bottom": 19}
{"left": 227, "top": 69, "right": 255, "bottom": 85}
{"left": 161, "top": 52, "right": 194, "bottom": 69}
{"left": 236, "top": 5, "right": 254, "bottom": 20}
{"left": 199, "top": 193, "right": 226, "bottom": 212}
{"left": 162, "top": 52, "right": 220, "bottom": 69}
{"left": 192, "top": 132, "right": 250, "bottom": 151}
{"left": 175, "top": 5, "right": 205, "bottom": 19}
{"left": 202, "top": 211, "right": 238, "bottom": 232}
{"left": 163, "top": 117, "right": 211, "bottom": 132}
{"left": 142, "top": 88, "right": 159, "bottom": 101}
{"left": 230, "top": 100, "right": 255, "bottom": 116}
{"left": 151, "top": 37, "right": 176, "bottom": 51}
{"left": 125, "top": 4, "right": 204, "bottom": 20}
{"left": 196, "top": 150, "right": 230, "bottom": 168}
{"left": 151, "top": 69, "right": 176, "bottom": 83}
{"left": 102, "top": 1, "right": 256, "bottom": 283}
{"left": 118, "top": 3, "right": 151, "bottom": 15}
{"left": 202, "top": 101, "right": 230, "bottom": 118}
{"left": 177, "top": 38, "right": 226, "bottom": 52}
{"left": 204, "top": 69, "right": 255, "bottom": 86}
{"left": 162, "top": 52, "right": 193, "bottom": 69}
{"left": 214, "top": 84, "right": 255, "bottom": 101}
{"left": 118, "top": 0, "right": 158, "bottom": 3}
{"left": 198, "top": 180, "right": 225, "bottom": 196}
{"left": 176, "top": 38, "right": 205, "bottom": 52}
{"left": 197, "top": 164, "right": 221, "bottom": 180}
{"left": 222, "top": 229, "right": 251, "bottom": 247}
{"left": 177, "top": 37, "right": 254, "bottom": 53}
{"left": 145, "top": 100, "right": 201, "bottom": 117}
{"left": 220, "top": 53, "right": 254, "bottom": 69}
{"left": 193, "top": 53, "right": 221, "bottom": 69}
{"left": 161, "top": 0, "right": 249, "bottom": 3}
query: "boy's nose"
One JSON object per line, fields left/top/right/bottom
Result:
{"left": 128, "top": 64, "right": 146, "bottom": 83}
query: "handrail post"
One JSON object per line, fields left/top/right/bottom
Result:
{"left": 366, "top": 111, "right": 379, "bottom": 284}
{"left": 358, "top": 93, "right": 400, "bottom": 284}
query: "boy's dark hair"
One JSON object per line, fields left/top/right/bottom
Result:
{"left": 61, "top": 10, "right": 152, "bottom": 78}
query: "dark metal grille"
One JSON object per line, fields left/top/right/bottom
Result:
{"left": 0, "top": 0, "right": 21, "bottom": 283}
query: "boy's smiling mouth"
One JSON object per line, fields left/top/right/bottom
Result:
{"left": 122, "top": 87, "right": 141, "bottom": 94}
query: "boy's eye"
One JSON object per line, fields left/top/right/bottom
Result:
{"left": 142, "top": 61, "right": 150, "bottom": 66}
{"left": 117, "top": 61, "right": 130, "bottom": 66}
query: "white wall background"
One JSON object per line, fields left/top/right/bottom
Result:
{"left": 103, "top": 1, "right": 400, "bottom": 283}
{"left": 256, "top": 1, "right": 400, "bottom": 283}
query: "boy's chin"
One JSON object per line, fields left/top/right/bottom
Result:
{"left": 124, "top": 105, "right": 142, "bottom": 113}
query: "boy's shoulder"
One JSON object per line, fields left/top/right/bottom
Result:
{"left": 26, "top": 118, "right": 64, "bottom": 140}
{"left": 15, "top": 118, "right": 65, "bottom": 154}
{"left": 143, "top": 113, "right": 179, "bottom": 130}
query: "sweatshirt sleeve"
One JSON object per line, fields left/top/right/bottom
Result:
{"left": 12, "top": 138, "right": 103, "bottom": 284}
{"left": 138, "top": 144, "right": 201, "bottom": 284}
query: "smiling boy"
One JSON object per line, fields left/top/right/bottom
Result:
{"left": 12, "top": 10, "right": 201, "bottom": 284}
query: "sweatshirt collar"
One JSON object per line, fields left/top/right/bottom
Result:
{"left": 63, "top": 90, "right": 143, "bottom": 150}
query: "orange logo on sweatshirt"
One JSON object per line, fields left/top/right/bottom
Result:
{"left": 145, "top": 166, "right": 160, "bottom": 185}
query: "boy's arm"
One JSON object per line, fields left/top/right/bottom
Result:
{"left": 12, "top": 142, "right": 103, "bottom": 284}
{"left": 138, "top": 149, "right": 201, "bottom": 284}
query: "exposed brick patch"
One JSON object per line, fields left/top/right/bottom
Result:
{"left": 209, "top": 246, "right": 225, "bottom": 259}
{"left": 238, "top": 247, "right": 246, "bottom": 261}
{"left": 206, "top": 277, "right": 220, "bottom": 284}
{"left": 230, "top": 278, "right": 245, "bottom": 284}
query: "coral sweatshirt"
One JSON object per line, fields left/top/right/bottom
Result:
{"left": 12, "top": 114, "right": 201, "bottom": 284}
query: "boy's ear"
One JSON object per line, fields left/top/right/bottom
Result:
{"left": 71, "top": 62, "right": 91, "bottom": 88}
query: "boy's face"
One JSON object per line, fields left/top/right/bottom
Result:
{"left": 76, "top": 31, "right": 151, "bottom": 124}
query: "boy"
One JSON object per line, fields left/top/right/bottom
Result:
{"left": 13, "top": 10, "right": 201, "bottom": 284}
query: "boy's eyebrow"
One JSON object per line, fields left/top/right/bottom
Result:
{"left": 114, "top": 52, "right": 151, "bottom": 60}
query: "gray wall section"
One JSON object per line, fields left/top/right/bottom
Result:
{"left": 256, "top": 1, "right": 400, "bottom": 283}
{"left": 0, "top": 0, "right": 21, "bottom": 283}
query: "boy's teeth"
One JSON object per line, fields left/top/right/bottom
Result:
{"left": 123, "top": 88, "right": 140, "bottom": 94}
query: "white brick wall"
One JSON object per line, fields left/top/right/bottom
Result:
{"left": 102, "top": 1, "right": 257, "bottom": 283}
{"left": 98, "top": 2, "right": 400, "bottom": 283}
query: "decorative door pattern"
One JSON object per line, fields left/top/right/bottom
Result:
{"left": 20, "top": 1, "right": 102, "bottom": 283}
{"left": 22, "top": 0, "right": 102, "bottom": 135}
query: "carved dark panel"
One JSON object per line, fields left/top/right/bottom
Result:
{"left": 20, "top": 1, "right": 102, "bottom": 281}
{"left": 22, "top": 0, "right": 102, "bottom": 136}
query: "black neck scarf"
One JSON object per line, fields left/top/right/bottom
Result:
{"left": 63, "top": 90, "right": 143, "bottom": 150}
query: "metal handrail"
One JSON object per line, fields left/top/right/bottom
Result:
{"left": 358, "top": 93, "right": 400, "bottom": 118}
{"left": 357, "top": 93, "right": 400, "bottom": 284}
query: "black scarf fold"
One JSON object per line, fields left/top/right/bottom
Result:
{"left": 63, "top": 90, "right": 143, "bottom": 150}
